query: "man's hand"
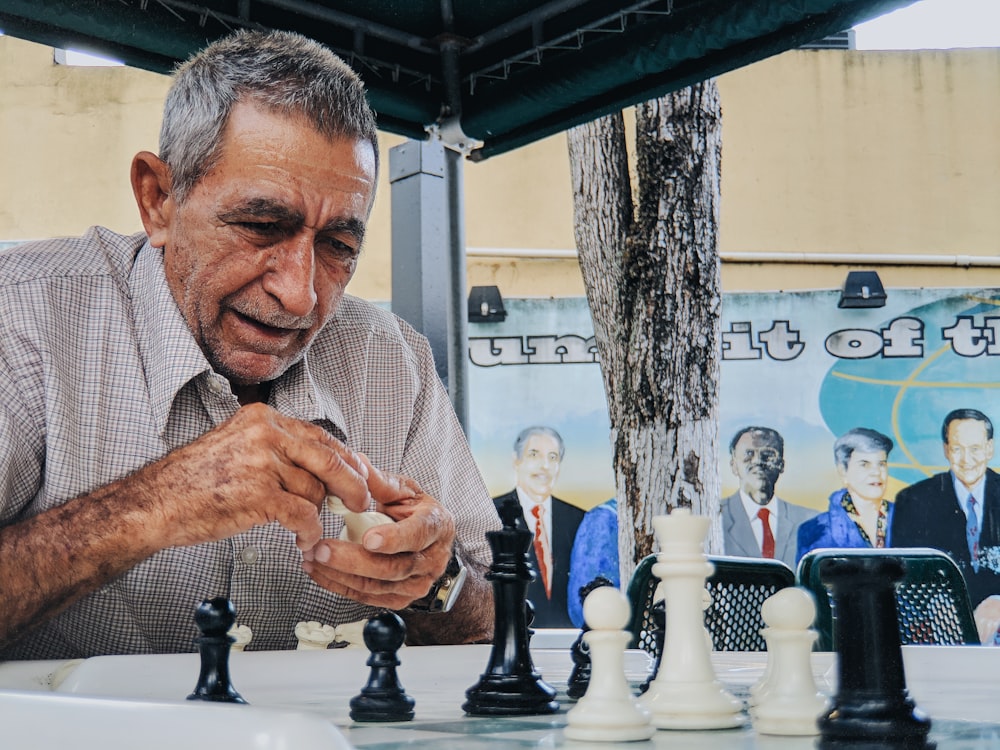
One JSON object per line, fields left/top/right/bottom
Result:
{"left": 142, "top": 403, "right": 411, "bottom": 553}
{"left": 0, "top": 401, "right": 419, "bottom": 649}
{"left": 300, "top": 477, "right": 456, "bottom": 610}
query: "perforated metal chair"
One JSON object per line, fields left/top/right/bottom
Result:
{"left": 626, "top": 553, "right": 796, "bottom": 655}
{"left": 796, "top": 547, "right": 981, "bottom": 651}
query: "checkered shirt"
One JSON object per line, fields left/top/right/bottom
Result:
{"left": 0, "top": 227, "right": 498, "bottom": 659}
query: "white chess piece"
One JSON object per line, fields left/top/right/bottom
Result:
{"left": 638, "top": 508, "right": 745, "bottom": 729}
{"left": 331, "top": 618, "right": 370, "bottom": 649}
{"left": 294, "top": 620, "right": 337, "bottom": 650}
{"left": 227, "top": 624, "right": 253, "bottom": 652}
{"left": 326, "top": 496, "right": 394, "bottom": 542}
{"left": 750, "top": 587, "right": 829, "bottom": 735}
{"left": 564, "top": 586, "right": 655, "bottom": 742}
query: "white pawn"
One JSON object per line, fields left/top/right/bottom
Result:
{"left": 326, "top": 496, "right": 394, "bottom": 542}
{"left": 564, "top": 587, "right": 655, "bottom": 742}
{"left": 295, "top": 620, "right": 337, "bottom": 650}
{"left": 750, "top": 587, "right": 829, "bottom": 736}
{"left": 227, "top": 624, "right": 253, "bottom": 652}
{"left": 639, "top": 509, "right": 744, "bottom": 729}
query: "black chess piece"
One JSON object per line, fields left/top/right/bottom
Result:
{"left": 639, "top": 599, "right": 665, "bottom": 694}
{"left": 567, "top": 575, "right": 616, "bottom": 700}
{"left": 187, "top": 596, "right": 247, "bottom": 704}
{"left": 349, "top": 612, "right": 415, "bottom": 722}
{"left": 818, "top": 556, "right": 934, "bottom": 750}
{"left": 463, "top": 496, "right": 559, "bottom": 715}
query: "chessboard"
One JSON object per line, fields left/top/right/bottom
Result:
{"left": 1, "top": 643, "right": 999, "bottom": 749}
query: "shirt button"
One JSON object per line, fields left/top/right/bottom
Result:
{"left": 207, "top": 376, "right": 225, "bottom": 394}
{"left": 240, "top": 546, "right": 260, "bottom": 566}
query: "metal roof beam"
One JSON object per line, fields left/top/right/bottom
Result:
{"left": 253, "top": 0, "right": 436, "bottom": 53}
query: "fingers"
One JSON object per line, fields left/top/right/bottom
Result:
{"left": 273, "top": 415, "right": 371, "bottom": 511}
{"left": 302, "top": 493, "right": 457, "bottom": 608}
{"left": 364, "top": 490, "right": 455, "bottom": 555}
{"left": 302, "top": 541, "right": 438, "bottom": 610}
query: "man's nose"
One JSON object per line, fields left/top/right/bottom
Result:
{"left": 263, "top": 234, "right": 318, "bottom": 317}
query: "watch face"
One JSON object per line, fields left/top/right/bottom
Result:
{"left": 440, "top": 565, "right": 468, "bottom": 612}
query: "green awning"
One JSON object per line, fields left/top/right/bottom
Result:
{"left": 0, "top": 0, "right": 917, "bottom": 160}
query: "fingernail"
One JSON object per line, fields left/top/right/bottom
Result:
{"left": 315, "top": 545, "right": 331, "bottom": 563}
{"left": 365, "top": 532, "right": 384, "bottom": 551}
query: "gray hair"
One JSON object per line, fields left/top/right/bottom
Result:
{"left": 159, "top": 29, "right": 379, "bottom": 204}
{"left": 833, "top": 427, "right": 893, "bottom": 471}
{"left": 513, "top": 426, "right": 565, "bottom": 461}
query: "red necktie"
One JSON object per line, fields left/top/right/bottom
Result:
{"left": 758, "top": 507, "right": 775, "bottom": 559}
{"left": 531, "top": 504, "right": 552, "bottom": 598}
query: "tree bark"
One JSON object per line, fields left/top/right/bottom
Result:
{"left": 566, "top": 80, "right": 723, "bottom": 584}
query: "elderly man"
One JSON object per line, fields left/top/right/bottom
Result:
{"left": 0, "top": 30, "right": 498, "bottom": 660}
{"left": 493, "top": 426, "right": 584, "bottom": 627}
{"left": 892, "top": 409, "right": 1000, "bottom": 640}
{"left": 720, "top": 426, "right": 816, "bottom": 569}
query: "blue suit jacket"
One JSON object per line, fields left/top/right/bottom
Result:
{"left": 796, "top": 488, "right": 894, "bottom": 565}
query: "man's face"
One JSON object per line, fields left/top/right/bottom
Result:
{"left": 514, "top": 434, "right": 562, "bottom": 500}
{"left": 730, "top": 431, "right": 784, "bottom": 504}
{"left": 158, "top": 101, "right": 377, "bottom": 387}
{"left": 839, "top": 450, "right": 888, "bottom": 504}
{"left": 945, "top": 419, "right": 994, "bottom": 490}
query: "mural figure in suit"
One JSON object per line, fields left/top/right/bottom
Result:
{"left": 492, "top": 425, "right": 584, "bottom": 628}
{"left": 720, "top": 426, "right": 816, "bottom": 570}
{"left": 891, "top": 409, "right": 1000, "bottom": 640}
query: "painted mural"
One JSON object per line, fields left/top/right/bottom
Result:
{"left": 467, "top": 287, "right": 1000, "bottom": 633}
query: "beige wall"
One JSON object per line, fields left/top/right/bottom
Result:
{"left": 2, "top": 34, "right": 1000, "bottom": 300}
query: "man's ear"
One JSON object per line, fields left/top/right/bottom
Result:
{"left": 131, "top": 151, "right": 174, "bottom": 248}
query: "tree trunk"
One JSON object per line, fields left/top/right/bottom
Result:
{"left": 566, "top": 81, "right": 723, "bottom": 585}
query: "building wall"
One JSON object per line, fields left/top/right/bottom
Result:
{"left": 2, "top": 34, "right": 999, "bottom": 299}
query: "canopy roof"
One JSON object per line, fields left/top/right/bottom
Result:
{"left": 1, "top": 0, "right": 914, "bottom": 159}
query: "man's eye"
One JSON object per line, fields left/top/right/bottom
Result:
{"left": 234, "top": 221, "right": 284, "bottom": 238}
{"left": 317, "top": 236, "right": 359, "bottom": 259}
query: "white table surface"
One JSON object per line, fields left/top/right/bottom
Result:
{"left": 0, "top": 641, "right": 998, "bottom": 749}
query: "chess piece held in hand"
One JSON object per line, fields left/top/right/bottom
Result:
{"left": 349, "top": 612, "right": 415, "bottom": 722}
{"left": 187, "top": 597, "right": 248, "bottom": 704}
{"left": 638, "top": 508, "right": 744, "bottom": 729}
{"left": 750, "top": 587, "right": 829, "bottom": 735}
{"left": 326, "top": 496, "right": 394, "bottom": 542}
{"left": 565, "top": 586, "right": 655, "bottom": 742}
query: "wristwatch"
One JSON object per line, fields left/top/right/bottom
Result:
{"left": 405, "top": 551, "right": 467, "bottom": 613}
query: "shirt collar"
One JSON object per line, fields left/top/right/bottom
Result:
{"left": 515, "top": 486, "right": 551, "bottom": 517}
{"left": 739, "top": 489, "right": 774, "bottom": 521}
{"left": 952, "top": 472, "right": 986, "bottom": 513}
{"left": 129, "top": 242, "right": 211, "bottom": 435}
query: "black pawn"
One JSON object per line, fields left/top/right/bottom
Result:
{"left": 349, "top": 612, "right": 415, "bottom": 722}
{"left": 463, "top": 497, "right": 558, "bottom": 715}
{"left": 818, "top": 556, "right": 933, "bottom": 750}
{"left": 187, "top": 597, "right": 247, "bottom": 704}
{"left": 568, "top": 575, "right": 616, "bottom": 700}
